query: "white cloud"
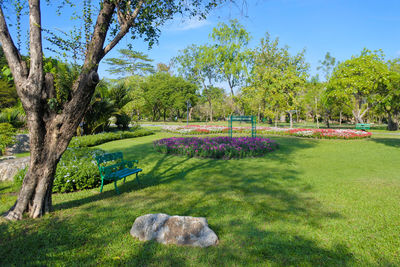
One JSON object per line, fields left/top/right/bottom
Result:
{"left": 397, "top": 50, "right": 400, "bottom": 56}
{"left": 167, "top": 17, "right": 211, "bottom": 32}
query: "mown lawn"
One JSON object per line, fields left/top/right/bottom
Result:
{"left": 1, "top": 133, "right": 400, "bottom": 266}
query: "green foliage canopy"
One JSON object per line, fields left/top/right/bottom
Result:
{"left": 326, "top": 50, "right": 388, "bottom": 123}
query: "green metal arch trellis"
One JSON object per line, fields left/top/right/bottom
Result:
{"left": 228, "top": 115, "right": 256, "bottom": 138}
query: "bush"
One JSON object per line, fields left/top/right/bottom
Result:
{"left": 0, "top": 123, "right": 16, "bottom": 155}
{"left": 14, "top": 147, "right": 106, "bottom": 193}
{"left": 0, "top": 105, "right": 25, "bottom": 128}
{"left": 69, "top": 128, "right": 153, "bottom": 147}
{"left": 115, "top": 112, "right": 131, "bottom": 130}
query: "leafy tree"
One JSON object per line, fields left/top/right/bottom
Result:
{"left": 210, "top": 19, "right": 251, "bottom": 98}
{"left": 373, "top": 59, "right": 400, "bottom": 130}
{"left": 316, "top": 52, "right": 339, "bottom": 127}
{"left": 202, "top": 86, "right": 224, "bottom": 122}
{"left": 326, "top": 50, "right": 388, "bottom": 124}
{"left": 83, "top": 79, "right": 117, "bottom": 134}
{"left": 303, "top": 76, "right": 324, "bottom": 127}
{"left": 0, "top": 0, "right": 228, "bottom": 220}
{"left": 120, "top": 75, "right": 146, "bottom": 121}
{"left": 246, "top": 33, "right": 309, "bottom": 127}
{"left": 156, "top": 62, "right": 171, "bottom": 73}
{"left": 174, "top": 44, "right": 219, "bottom": 121}
{"left": 140, "top": 72, "right": 198, "bottom": 121}
{"left": 104, "top": 49, "right": 155, "bottom": 77}
{"left": 317, "top": 52, "right": 337, "bottom": 81}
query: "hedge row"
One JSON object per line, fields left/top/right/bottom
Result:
{"left": 69, "top": 128, "right": 154, "bottom": 147}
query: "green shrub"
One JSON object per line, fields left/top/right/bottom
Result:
{"left": 0, "top": 122, "right": 16, "bottom": 155}
{"left": 14, "top": 147, "right": 106, "bottom": 193}
{"left": 69, "top": 128, "right": 153, "bottom": 147}
{"left": 115, "top": 112, "right": 131, "bottom": 130}
{"left": 0, "top": 105, "right": 25, "bottom": 128}
{"left": 13, "top": 167, "right": 27, "bottom": 186}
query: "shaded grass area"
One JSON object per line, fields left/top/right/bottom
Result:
{"left": 1, "top": 133, "right": 400, "bottom": 266}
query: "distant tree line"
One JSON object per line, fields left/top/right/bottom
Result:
{"left": 1, "top": 21, "right": 400, "bottom": 131}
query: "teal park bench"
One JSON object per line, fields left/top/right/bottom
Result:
{"left": 355, "top": 123, "right": 370, "bottom": 130}
{"left": 95, "top": 152, "right": 142, "bottom": 194}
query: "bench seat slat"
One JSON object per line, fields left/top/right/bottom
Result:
{"left": 106, "top": 168, "right": 143, "bottom": 180}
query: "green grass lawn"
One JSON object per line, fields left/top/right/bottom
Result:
{"left": 1, "top": 133, "right": 400, "bottom": 266}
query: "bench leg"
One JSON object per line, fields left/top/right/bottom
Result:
{"left": 100, "top": 178, "right": 104, "bottom": 193}
{"left": 136, "top": 173, "right": 141, "bottom": 186}
{"left": 114, "top": 180, "right": 120, "bottom": 194}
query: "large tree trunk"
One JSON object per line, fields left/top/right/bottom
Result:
{"left": 6, "top": 72, "right": 99, "bottom": 220}
{"left": 387, "top": 113, "right": 399, "bottom": 131}
{"left": 289, "top": 112, "right": 293, "bottom": 128}
{"left": 1, "top": 0, "right": 120, "bottom": 220}
{"left": 352, "top": 100, "right": 369, "bottom": 124}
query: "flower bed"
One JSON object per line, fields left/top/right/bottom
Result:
{"left": 162, "top": 125, "right": 372, "bottom": 139}
{"left": 153, "top": 136, "right": 278, "bottom": 159}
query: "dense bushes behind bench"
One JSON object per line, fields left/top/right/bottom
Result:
{"left": 14, "top": 147, "right": 106, "bottom": 193}
{"left": 69, "top": 128, "right": 154, "bottom": 148}
{"left": 13, "top": 128, "right": 153, "bottom": 193}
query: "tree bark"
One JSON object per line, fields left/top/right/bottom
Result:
{"left": 189, "top": 107, "right": 193, "bottom": 121}
{"left": 208, "top": 99, "right": 213, "bottom": 122}
{"left": 387, "top": 113, "right": 399, "bottom": 131}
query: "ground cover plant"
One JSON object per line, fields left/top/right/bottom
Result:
{"left": 1, "top": 132, "right": 400, "bottom": 266}
{"left": 154, "top": 136, "right": 278, "bottom": 159}
{"left": 0, "top": 123, "right": 16, "bottom": 155}
{"left": 162, "top": 125, "right": 372, "bottom": 139}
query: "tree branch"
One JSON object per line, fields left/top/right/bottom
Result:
{"left": 0, "top": 5, "right": 28, "bottom": 81}
{"left": 103, "top": 0, "right": 144, "bottom": 57}
{"left": 28, "top": 0, "right": 43, "bottom": 81}
{"left": 360, "top": 105, "right": 370, "bottom": 118}
{"left": 82, "top": 0, "right": 116, "bottom": 68}
{"left": 60, "top": 0, "right": 116, "bottom": 134}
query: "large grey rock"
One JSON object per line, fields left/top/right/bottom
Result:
{"left": 5, "top": 134, "right": 30, "bottom": 155}
{"left": 130, "top": 213, "right": 219, "bottom": 247}
{"left": 0, "top": 156, "right": 30, "bottom": 181}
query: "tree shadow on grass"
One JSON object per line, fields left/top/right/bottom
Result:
{"left": 0, "top": 135, "right": 366, "bottom": 266}
{"left": 52, "top": 136, "right": 318, "bottom": 212}
{"left": 369, "top": 137, "right": 400, "bottom": 148}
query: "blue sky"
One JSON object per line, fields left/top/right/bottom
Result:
{"left": 4, "top": 0, "right": 400, "bottom": 83}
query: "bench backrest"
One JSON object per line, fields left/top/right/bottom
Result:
{"left": 356, "top": 123, "right": 370, "bottom": 129}
{"left": 95, "top": 152, "right": 124, "bottom": 177}
{"left": 96, "top": 152, "right": 123, "bottom": 164}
